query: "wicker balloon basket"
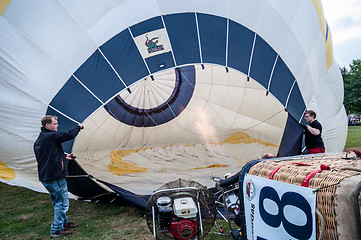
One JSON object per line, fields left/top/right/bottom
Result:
{"left": 247, "top": 152, "right": 361, "bottom": 240}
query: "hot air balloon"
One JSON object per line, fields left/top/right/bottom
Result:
{"left": 0, "top": 0, "right": 347, "bottom": 210}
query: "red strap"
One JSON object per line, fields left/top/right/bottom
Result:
{"left": 269, "top": 165, "right": 286, "bottom": 179}
{"left": 320, "top": 164, "right": 330, "bottom": 170}
{"left": 302, "top": 169, "right": 322, "bottom": 187}
{"left": 345, "top": 149, "right": 361, "bottom": 157}
{"left": 355, "top": 150, "right": 361, "bottom": 157}
{"left": 292, "top": 162, "right": 311, "bottom": 166}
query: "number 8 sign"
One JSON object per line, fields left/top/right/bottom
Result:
{"left": 244, "top": 174, "right": 317, "bottom": 240}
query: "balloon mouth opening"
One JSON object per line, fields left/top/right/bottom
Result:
{"left": 104, "top": 65, "right": 195, "bottom": 127}
{"left": 72, "top": 64, "right": 288, "bottom": 194}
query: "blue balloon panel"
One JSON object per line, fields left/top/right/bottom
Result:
{"left": 47, "top": 12, "right": 306, "bottom": 130}
{"left": 197, "top": 13, "right": 227, "bottom": 65}
{"left": 145, "top": 51, "right": 175, "bottom": 73}
{"left": 163, "top": 13, "right": 201, "bottom": 65}
{"left": 130, "top": 16, "right": 164, "bottom": 38}
{"left": 74, "top": 49, "right": 126, "bottom": 103}
{"left": 100, "top": 29, "right": 149, "bottom": 86}
{"left": 286, "top": 83, "right": 307, "bottom": 122}
{"left": 269, "top": 57, "right": 295, "bottom": 106}
{"left": 250, "top": 35, "right": 278, "bottom": 89}
{"left": 49, "top": 76, "right": 102, "bottom": 123}
{"left": 227, "top": 20, "right": 255, "bottom": 75}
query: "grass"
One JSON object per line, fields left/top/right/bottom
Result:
{"left": 1, "top": 126, "right": 360, "bottom": 239}
{"left": 0, "top": 182, "right": 153, "bottom": 240}
{"left": 344, "top": 126, "right": 361, "bottom": 150}
{"left": 0, "top": 182, "right": 232, "bottom": 240}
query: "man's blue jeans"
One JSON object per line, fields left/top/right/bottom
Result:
{"left": 42, "top": 178, "right": 70, "bottom": 234}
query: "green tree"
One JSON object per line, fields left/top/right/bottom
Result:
{"left": 343, "top": 59, "right": 361, "bottom": 114}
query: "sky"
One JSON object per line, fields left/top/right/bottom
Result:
{"left": 322, "top": 0, "right": 361, "bottom": 69}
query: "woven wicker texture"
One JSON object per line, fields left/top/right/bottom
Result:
{"left": 248, "top": 152, "right": 361, "bottom": 240}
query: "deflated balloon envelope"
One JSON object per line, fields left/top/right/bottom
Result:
{"left": 0, "top": 0, "right": 347, "bottom": 200}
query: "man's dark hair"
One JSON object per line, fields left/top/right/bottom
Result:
{"left": 41, "top": 115, "right": 57, "bottom": 127}
{"left": 304, "top": 110, "right": 316, "bottom": 118}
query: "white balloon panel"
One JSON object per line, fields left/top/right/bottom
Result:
{"left": 0, "top": 0, "right": 346, "bottom": 196}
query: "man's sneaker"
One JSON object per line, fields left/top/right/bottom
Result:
{"left": 50, "top": 228, "right": 74, "bottom": 238}
{"left": 64, "top": 222, "right": 78, "bottom": 228}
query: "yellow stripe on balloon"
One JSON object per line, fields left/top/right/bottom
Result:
{"left": 0, "top": 0, "right": 12, "bottom": 15}
{"left": 312, "top": 0, "right": 334, "bottom": 70}
{"left": 222, "top": 132, "right": 278, "bottom": 148}
{"left": 108, "top": 150, "right": 148, "bottom": 175}
{"left": 0, "top": 161, "right": 15, "bottom": 180}
{"left": 192, "top": 164, "right": 230, "bottom": 170}
{"left": 109, "top": 131, "right": 278, "bottom": 175}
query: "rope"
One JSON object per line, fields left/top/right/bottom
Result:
{"left": 340, "top": 167, "right": 361, "bottom": 172}
{"left": 343, "top": 97, "right": 361, "bottom": 106}
{"left": 313, "top": 182, "right": 340, "bottom": 193}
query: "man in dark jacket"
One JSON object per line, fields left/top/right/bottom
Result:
{"left": 304, "top": 110, "right": 325, "bottom": 154}
{"left": 33, "top": 115, "right": 83, "bottom": 238}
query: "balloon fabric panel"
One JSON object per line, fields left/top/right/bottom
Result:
{"left": 0, "top": 1, "right": 347, "bottom": 199}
